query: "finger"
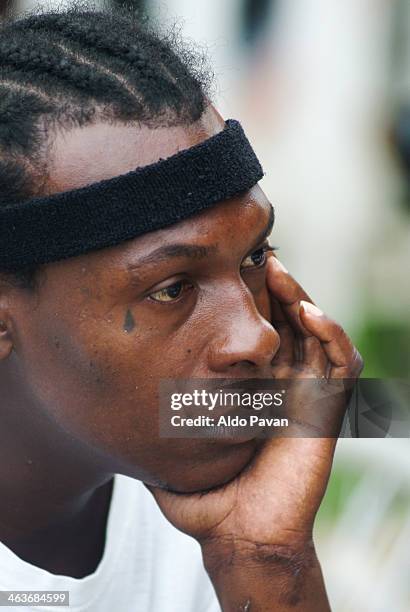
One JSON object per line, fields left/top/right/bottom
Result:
{"left": 302, "top": 336, "right": 328, "bottom": 376}
{"left": 270, "top": 296, "right": 295, "bottom": 365}
{"left": 266, "top": 257, "right": 312, "bottom": 304}
{"left": 266, "top": 257, "right": 314, "bottom": 337}
{"left": 300, "top": 301, "right": 364, "bottom": 378}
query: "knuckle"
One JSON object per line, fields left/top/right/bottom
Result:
{"left": 355, "top": 350, "right": 364, "bottom": 374}
{"left": 350, "top": 347, "right": 364, "bottom": 376}
{"left": 329, "top": 320, "right": 345, "bottom": 338}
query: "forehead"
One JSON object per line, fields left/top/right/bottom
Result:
{"left": 46, "top": 106, "right": 226, "bottom": 194}
{"left": 118, "top": 184, "right": 272, "bottom": 262}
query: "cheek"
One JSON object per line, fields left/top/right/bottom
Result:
{"left": 24, "top": 316, "right": 189, "bottom": 453}
{"left": 19, "top": 315, "right": 145, "bottom": 435}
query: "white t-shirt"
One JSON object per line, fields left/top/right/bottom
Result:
{"left": 0, "top": 474, "right": 221, "bottom": 612}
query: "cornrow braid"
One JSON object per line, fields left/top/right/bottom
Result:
{"left": 0, "top": 40, "right": 145, "bottom": 116}
{"left": 9, "top": 12, "right": 204, "bottom": 121}
{"left": 0, "top": 2, "right": 213, "bottom": 289}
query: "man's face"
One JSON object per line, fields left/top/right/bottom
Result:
{"left": 5, "top": 108, "right": 280, "bottom": 492}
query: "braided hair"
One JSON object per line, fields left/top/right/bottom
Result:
{"left": 0, "top": 2, "right": 213, "bottom": 288}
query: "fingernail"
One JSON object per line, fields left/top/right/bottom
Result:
{"left": 300, "top": 300, "right": 323, "bottom": 317}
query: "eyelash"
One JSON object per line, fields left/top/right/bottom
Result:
{"left": 147, "top": 243, "right": 278, "bottom": 304}
{"left": 241, "top": 244, "right": 278, "bottom": 270}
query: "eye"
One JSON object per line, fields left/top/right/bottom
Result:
{"left": 241, "top": 245, "right": 276, "bottom": 270}
{"left": 148, "top": 280, "right": 193, "bottom": 303}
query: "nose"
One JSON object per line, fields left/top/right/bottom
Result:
{"left": 207, "top": 287, "right": 280, "bottom": 374}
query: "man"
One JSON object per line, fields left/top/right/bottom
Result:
{"left": 0, "top": 5, "right": 362, "bottom": 610}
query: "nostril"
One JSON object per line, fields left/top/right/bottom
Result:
{"left": 230, "top": 359, "right": 256, "bottom": 368}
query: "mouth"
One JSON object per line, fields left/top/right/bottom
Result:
{"left": 160, "top": 377, "right": 280, "bottom": 443}
{"left": 198, "top": 423, "right": 258, "bottom": 444}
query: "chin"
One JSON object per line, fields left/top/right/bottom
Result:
{"left": 159, "top": 438, "right": 259, "bottom": 494}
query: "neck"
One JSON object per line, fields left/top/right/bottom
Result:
{"left": 0, "top": 359, "right": 114, "bottom": 577}
{"left": 2, "top": 479, "right": 114, "bottom": 579}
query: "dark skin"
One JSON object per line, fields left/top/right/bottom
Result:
{"left": 0, "top": 105, "right": 362, "bottom": 608}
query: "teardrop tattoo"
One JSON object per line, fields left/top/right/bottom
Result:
{"left": 123, "top": 309, "right": 136, "bottom": 333}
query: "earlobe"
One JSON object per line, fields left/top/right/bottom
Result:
{"left": 0, "top": 318, "right": 13, "bottom": 360}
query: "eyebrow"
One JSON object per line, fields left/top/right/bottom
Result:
{"left": 127, "top": 204, "right": 275, "bottom": 272}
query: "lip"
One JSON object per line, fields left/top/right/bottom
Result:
{"left": 192, "top": 410, "right": 260, "bottom": 444}
{"left": 208, "top": 431, "right": 258, "bottom": 445}
{"left": 202, "top": 427, "right": 259, "bottom": 445}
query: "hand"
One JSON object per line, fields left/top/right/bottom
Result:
{"left": 145, "top": 256, "right": 363, "bottom": 578}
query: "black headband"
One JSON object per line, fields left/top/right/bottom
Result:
{"left": 0, "top": 119, "right": 263, "bottom": 268}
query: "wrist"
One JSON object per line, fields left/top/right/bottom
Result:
{"left": 201, "top": 537, "right": 330, "bottom": 612}
{"left": 201, "top": 533, "right": 316, "bottom": 576}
